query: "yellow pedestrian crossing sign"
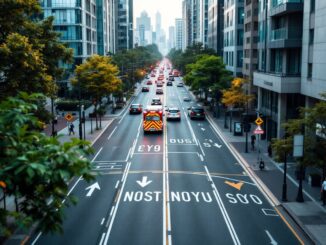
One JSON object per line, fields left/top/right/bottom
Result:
{"left": 65, "top": 113, "right": 73, "bottom": 121}
{"left": 255, "top": 117, "right": 263, "bottom": 125}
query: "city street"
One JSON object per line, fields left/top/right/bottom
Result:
{"left": 31, "top": 65, "right": 303, "bottom": 245}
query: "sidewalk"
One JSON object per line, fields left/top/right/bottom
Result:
{"left": 205, "top": 109, "right": 326, "bottom": 245}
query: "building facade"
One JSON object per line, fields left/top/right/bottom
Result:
{"left": 116, "top": 0, "right": 133, "bottom": 51}
{"left": 301, "top": 0, "right": 326, "bottom": 105}
{"left": 42, "top": 0, "right": 98, "bottom": 66}
{"left": 253, "top": 0, "right": 304, "bottom": 139}
{"left": 207, "top": 0, "right": 224, "bottom": 55}
{"left": 223, "top": 0, "right": 244, "bottom": 77}
{"left": 135, "top": 11, "right": 152, "bottom": 47}
{"left": 242, "top": 0, "right": 258, "bottom": 99}
{"left": 168, "top": 26, "right": 176, "bottom": 50}
{"left": 175, "top": 18, "right": 185, "bottom": 50}
{"left": 198, "top": 0, "right": 209, "bottom": 46}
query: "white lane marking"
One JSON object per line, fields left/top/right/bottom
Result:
{"left": 197, "top": 140, "right": 206, "bottom": 156}
{"left": 199, "top": 154, "right": 204, "bottom": 162}
{"left": 204, "top": 166, "right": 241, "bottom": 245}
{"left": 109, "top": 206, "right": 114, "bottom": 217}
{"left": 265, "top": 230, "right": 278, "bottom": 245}
{"left": 114, "top": 180, "right": 120, "bottom": 189}
{"left": 101, "top": 218, "right": 105, "bottom": 225}
{"left": 92, "top": 147, "right": 103, "bottom": 162}
{"left": 103, "top": 161, "right": 132, "bottom": 244}
{"left": 31, "top": 232, "right": 42, "bottom": 245}
{"left": 209, "top": 139, "right": 213, "bottom": 143}
{"left": 201, "top": 128, "right": 205, "bottom": 131}
{"left": 99, "top": 232, "right": 106, "bottom": 245}
{"left": 125, "top": 147, "right": 132, "bottom": 161}
{"left": 214, "top": 143, "right": 222, "bottom": 148}
{"left": 118, "top": 108, "right": 128, "bottom": 124}
{"left": 107, "top": 126, "right": 117, "bottom": 141}
{"left": 206, "top": 115, "right": 278, "bottom": 207}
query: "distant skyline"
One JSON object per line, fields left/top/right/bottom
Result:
{"left": 133, "top": 0, "right": 182, "bottom": 35}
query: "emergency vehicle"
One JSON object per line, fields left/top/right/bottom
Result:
{"left": 143, "top": 105, "right": 164, "bottom": 133}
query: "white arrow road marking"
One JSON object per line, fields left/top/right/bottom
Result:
{"left": 209, "top": 139, "right": 213, "bottom": 143}
{"left": 85, "top": 182, "right": 100, "bottom": 197}
{"left": 265, "top": 230, "right": 278, "bottom": 245}
{"left": 136, "top": 176, "right": 152, "bottom": 188}
{"left": 214, "top": 143, "right": 222, "bottom": 148}
{"left": 201, "top": 128, "right": 205, "bottom": 131}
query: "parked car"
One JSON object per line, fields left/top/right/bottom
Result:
{"left": 177, "top": 82, "right": 184, "bottom": 87}
{"left": 183, "top": 97, "right": 191, "bottom": 102}
{"left": 188, "top": 106, "right": 205, "bottom": 119}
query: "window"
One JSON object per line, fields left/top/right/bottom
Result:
{"left": 237, "top": 30, "right": 243, "bottom": 46}
{"left": 309, "top": 29, "right": 314, "bottom": 44}
{"left": 238, "top": 8, "right": 244, "bottom": 25}
{"left": 237, "top": 50, "right": 243, "bottom": 68}
{"left": 310, "top": 0, "right": 315, "bottom": 13}
{"left": 307, "top": 63, "right": 312, "bottom": 79}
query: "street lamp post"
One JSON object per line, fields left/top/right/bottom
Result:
{"left": 78, "top": 84, "right": 83, "bottom": 141}
{"left": 282, "top": 150, "right": 288, "bottom": 202}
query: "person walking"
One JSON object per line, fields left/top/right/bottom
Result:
{"left": 267, "top": 142, "right": 272, "bottom": 157}
{"left": 68, "top": 122, "right": 75, "bottom": 136}
{"left": 322, "top": 177, "right": 326, "bottom": 206}
{"left": 251, "top": 134, "right": 256, "bottom": 151}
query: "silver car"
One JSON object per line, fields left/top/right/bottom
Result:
{"left": 166, "top": 107, "right": 181, "bottom": 121}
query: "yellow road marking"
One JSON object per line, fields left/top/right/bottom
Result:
{"left": 274, "top": 207, "right": 304, "bottom": 245}
{"left": 225, "top": 181, "right": 244, "bottom": 190}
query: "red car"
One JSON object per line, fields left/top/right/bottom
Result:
{"left": 129, "top": 104, "right": 143, "bottom": 114}
{"left": 146, "top": 80, "right": 153, "bottom": 85}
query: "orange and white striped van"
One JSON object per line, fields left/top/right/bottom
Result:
{"left": 143, "top": 106, "right": 163, "bottom": 133}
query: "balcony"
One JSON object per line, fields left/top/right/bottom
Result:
{"left": 270, "top": 0, "right": 303, "bottom": 17}
{"left": 269, "top": 27, "right": 302, "bottom": 48}
{"left": 253, "top": 71, "right": 301, "bottom": 93}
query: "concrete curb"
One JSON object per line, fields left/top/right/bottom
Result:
{"left": 281, "top": 203, "right": 320, "bottom": 245}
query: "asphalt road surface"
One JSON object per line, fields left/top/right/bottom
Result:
{"left": 31, "top": 62, "right": 304, "bottom": 245}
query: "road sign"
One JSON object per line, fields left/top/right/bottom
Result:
{"left": 254, "top": 125, "right": 264, "bottom": 135}
{"left": 65, "top": 113, "right": 73, "bottom": 121}
{"left": 255, "top": 117, "right": 264, "bottom": 125}
{"left": 0, "top": 181, "right": 6, "bottom": 189}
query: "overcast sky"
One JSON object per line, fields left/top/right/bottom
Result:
{"left": 133, "top": 0, "right": 183, "bottom": 35}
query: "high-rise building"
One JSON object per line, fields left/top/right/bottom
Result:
{"left": 301, "top": 0, "right": 326, "bottom": 105}
{"left": 223, "top": 0, "right": 244, "bottom": 77}
{"left": 41, "top": 0, "right": 98, "bottom": 66}
{"left": 135, "top": 11, "right": 152, "bottom": 47}
{"left": 207, "top": 0, "right": 224, "bottom": 55}
{"left": 242, "top": 0, "right": 258, "bottom": 103}
{"left": 183, "top": 0, "right": 199, "bottom": 47}
{"left": 116, "top": 0, "right": 133, "bottom": 51}
{"left": 97, "top": 0, "right": 116, "bottom": 54}
{"left": 107, "top": 0, "right": 116, "bottom": 54}
{"left": 154, "top": 11, "right": 166, "bottom": 54}
{"left": 175, "top": 18, "right": 184, "bottom": 50}
{"left": 253, "top": 0, "right": 304, "bottom": 139}
{"left": 198, "top": 0, "right": 209, "bottom": 47}
{"left": 168, "top": 26, "right": 176, "bottom": 50}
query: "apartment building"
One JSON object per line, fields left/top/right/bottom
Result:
{"left": 243, "top": 0, "right": 258, "bottom": 99}
{"left": 223, "top": 0, "right": 245, "bottom": 77}
{"left": 253, "top": 0, "right": 304, "bottom": 139}
{"left": 175, "top": 18, "right": 185, "bottom": 50}
{"left": 207, "top": 0, "right": 224, "bottom": 56}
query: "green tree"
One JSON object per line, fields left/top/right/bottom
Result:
{"left": 184, "top": 55, "right": 230, "bottom": 100}
{"left": 0, "top": 0, "right": 73, "bottom": 99}
{"left": 0, "top": 93, "right": 94, "bottom": 236}
{"left": 72, "top": 55, "right": 122, "bottom": 129}
{"left": 167, "top": 43, "right": 216, "bottom": 74}
{"left": 272, "top": 93, "right": 326, "bottom": 178}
